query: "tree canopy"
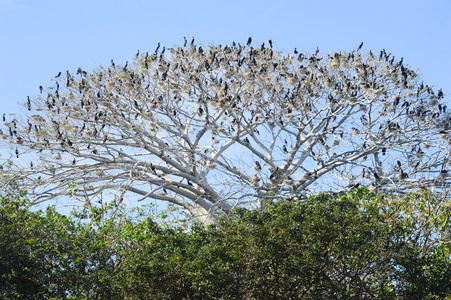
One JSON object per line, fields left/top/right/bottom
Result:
{"left": 1, "top": 188, "right": 451, "bottom": 299}
{"left": 0, "top": 39, "right": 450, "bottom": 223}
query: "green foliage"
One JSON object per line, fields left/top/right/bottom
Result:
{"left": 1, "top": 188, "right": 451, "bottom": 299}
{"left": 0, "top": 193, "right": 133, "bottom": 299}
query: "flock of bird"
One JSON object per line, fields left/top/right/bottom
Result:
{"left": 0, "top": 38, "right": 449, "bottom": 221}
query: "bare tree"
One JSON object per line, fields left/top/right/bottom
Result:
{"left": 1, "top": 39, "right": 450, "bottom": 224}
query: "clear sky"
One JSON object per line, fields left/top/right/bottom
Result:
{"left": 1, "top": 0, "right": 450, "bottom": 116}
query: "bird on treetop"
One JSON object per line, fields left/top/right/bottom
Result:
{"left": 357, "top": 42, "right": 363, "bottom": 51}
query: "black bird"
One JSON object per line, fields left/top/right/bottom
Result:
{"left": 133, "top": 100, "right": 140, "bottom": 110}
{"left": 111, "top": 59, "right": 115, "bottom": 68}
{"left": 243, "top": 137, "right": 250, "bottom": 144}
{"left": 27, "top": 96, "right": 31, "bottom": 111}
{"left": 15, "top": 148, "right": 19, "bottom": 158}
{"left": 270, "top": 167, "right": 279, "bottom": 180}
{"left": 357, "top": 42, "right": 363, "bottom": 51}
{"left": 268, "top": 39, "right": 273, "bottom": 48}
{"left": 155, "top": 42, "right": 161, "bottom": 54}
{"left": 135, "top": 50, "right": 139, "bottom": 58}
{"left": 438, "top": 89, "right": 444, "bottom": 99}
{"left": 55, "top": 72, "right": 61, "bottom": 78}
{"left": 374, "top": 172, "right": 380, "bottom": 181}
{"left": 347, "top": 182, "right": 360, "bottom": 189}
{"left": 183, "top": 37, "right": 187, "bottom": 47}
{"left": 398, "top": 169, "right": 408, "bottom": 180}
{"left": 39, "top": 86, "right": 43, "bottom": 94}
{"left": 72, "top": 158, "right": 76, "bottom": 165}
{"left": 439, "top": 169, "right": 449, "bottom": 180}
{"left": 247, "top": 37, "right": 252, "bottom": 46}
{"left": 191, "top": 37, "right": 195, "bottom": 45}
{"left": 294, "top": 48, "right": 298, "bottom": 54}
{"left": 2, "top": 113, "right": 5, "bottom": 122}
{"left": 254, "top": 161, "right": 261, "bottom": 171}
{"left": 282, "top": 145, "right": 288, "bottom": 154}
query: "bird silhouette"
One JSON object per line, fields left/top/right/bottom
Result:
{"left": 357, "top": 42, "right": 363, "bottom": 51}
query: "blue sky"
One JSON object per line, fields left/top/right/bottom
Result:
{"left": 1, "top": 0, "right": 450, "bottom": 116}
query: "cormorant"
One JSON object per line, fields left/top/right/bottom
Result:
{"left": 357, "top": 42, "right": 363, "bottom": 51}
{"left": 282, "top": 145, "right": 288, "bottom": 154}
{"left": 254, "top": 161, "right": 261, "bottom": 171}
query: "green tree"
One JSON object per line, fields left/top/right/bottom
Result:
{"left": 0, "top": 192, "right": 134, "bottom": 299}
{"left": 119, "top": 187, "right": 451, "bottom": 299}
{"left": 1, "top": 188, "right": 450, "bottom": 299}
